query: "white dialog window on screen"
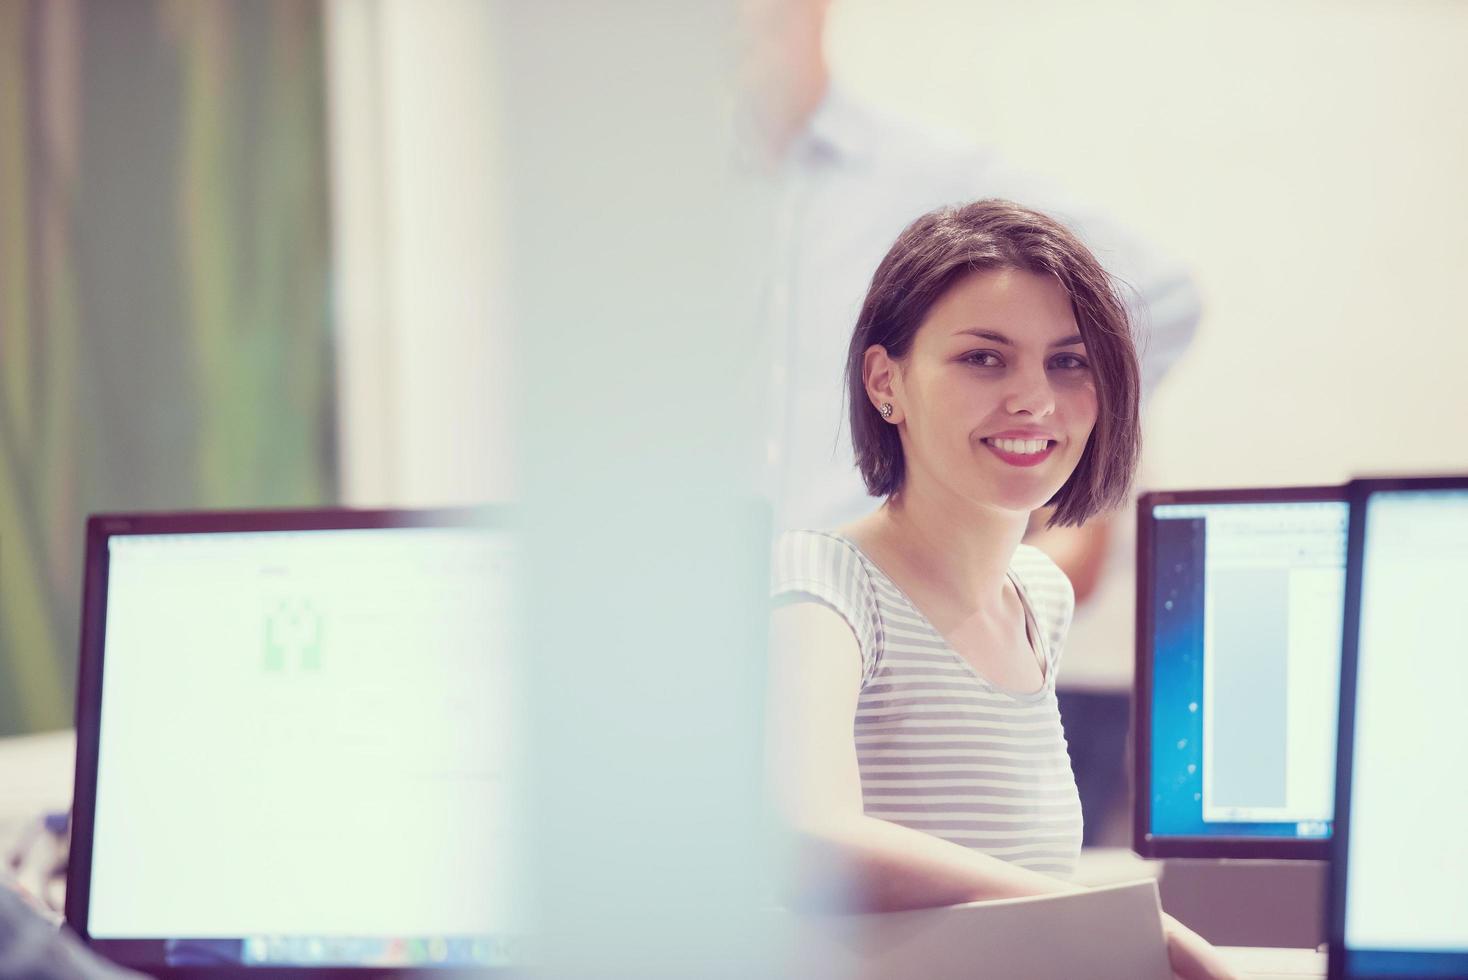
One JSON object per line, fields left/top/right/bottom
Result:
{"left": 86, "top": 526, "right": 522, "bottom": 940}
{"left": 1197, "top": 502, "right": 1346, "bottom": 825}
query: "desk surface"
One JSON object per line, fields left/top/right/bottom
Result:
{"left": 1218, "top": 945, "right": 1327, "bottom": 979}
{"left": 0, "top": 729, "right": 75, "bottom": 913}
{"left": 0, "top": 729, "right": 74, "bottom": 827}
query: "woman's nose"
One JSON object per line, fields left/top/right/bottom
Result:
{"left": 1003, "top": 365, "right": 1056, "bottom": 417}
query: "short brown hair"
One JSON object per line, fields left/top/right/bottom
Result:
{"left": 846, "top": 199, "right": 1140, "bottom": 528}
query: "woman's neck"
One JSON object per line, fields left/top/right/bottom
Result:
{"left": 846, "top": 478, "right": 1029, "bottom": 616}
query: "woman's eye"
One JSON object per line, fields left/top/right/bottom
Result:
{"left": 1050, "top": 353, "right": 1089, "bottom": 370}
{"left": 963, "top": 351, "right": 1002, "bottom": 367}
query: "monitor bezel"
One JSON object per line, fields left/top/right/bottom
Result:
{"left": 1326, "top": 475, "right": 1468, "bottom": 980}
{"left": 1133, "top": 484, "right": 1346, "bottom": 861}
{"left": 65, "top": 506, "right": 512, "bottom": 979}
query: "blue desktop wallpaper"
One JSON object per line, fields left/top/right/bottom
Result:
{"left": 1148, "top": 516, "right": 1330, "bottom": 840}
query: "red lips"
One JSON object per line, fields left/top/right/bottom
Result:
{"left": 981, "top": 439, "right": 1056, "bottom": 468}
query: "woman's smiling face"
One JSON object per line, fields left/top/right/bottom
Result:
{"left": 871, "top": 266, "right": 1099, "bottom": 515}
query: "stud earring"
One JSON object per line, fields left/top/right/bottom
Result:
{"left": 879, "top": 403, "right": 894, "bottom": 420}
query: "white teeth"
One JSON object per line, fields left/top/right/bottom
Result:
{"left": 987, "top": 438, "right": 1049, "bottom": 455}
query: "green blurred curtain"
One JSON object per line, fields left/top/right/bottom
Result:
{"left": 0, "top": 0, "right": 336, "bottom": 735}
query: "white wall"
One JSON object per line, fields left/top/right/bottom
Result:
{"left": 325, "top": 0, "right": 512, "bottom": 507}
{"left": 828, "top": 0, "right": 1468, "bottom": 491}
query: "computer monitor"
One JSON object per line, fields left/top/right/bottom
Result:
{"left": 1327, "top": 476, "right": 1468, "bottom": 979}
{"left": 1134, "top": 486, "right": 1348, "bottom": 859}
{"left": 66, "top": 508, "right": 520, "bottom": 976}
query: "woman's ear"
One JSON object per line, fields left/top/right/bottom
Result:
{"left": 863, "top": 345, "right": 903, "bottom": 423}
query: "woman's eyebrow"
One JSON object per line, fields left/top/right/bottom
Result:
{"left": 957, "top": 329, "right": 1013, "bottom": 345}
{"left": 956, "top": 328, "right": 1085, "bottom": 348}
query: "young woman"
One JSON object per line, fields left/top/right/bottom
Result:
{"left": 769, "top": 200, "right": 1234, "bottom": 979}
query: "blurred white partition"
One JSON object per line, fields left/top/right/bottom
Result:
{"left": 780, "top": 880, "right": 1173, "bottom": 980}
{"left": 490, "top": 3, "right": 778, "bottom": 978}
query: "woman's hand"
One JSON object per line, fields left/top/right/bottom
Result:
{"left": 1161, "top": 912, "right": 1239, "bottom": 980}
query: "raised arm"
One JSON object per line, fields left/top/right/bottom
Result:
{"left": 765, "top": 599, "right": 1083, "bottom": 913}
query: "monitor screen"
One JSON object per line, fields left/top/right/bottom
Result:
{"left": 1135, "top": 489, "right": 1347, "bottom": 858}
{"left": 70, "top": 514, "right": 521, "bottom": 972}
{"left": 1331, "top": 484, "right": 1468, "bottom": 978}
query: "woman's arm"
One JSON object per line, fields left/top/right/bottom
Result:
{"left": 1161, "top": 913, "right": 1241, "bottom": 980}
{"left": 767, "top": 600, "right": 1083, "bottom": 912}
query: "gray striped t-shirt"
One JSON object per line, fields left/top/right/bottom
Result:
{"left": 772, "top": 530, "right": 1084, "bottom": 878}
